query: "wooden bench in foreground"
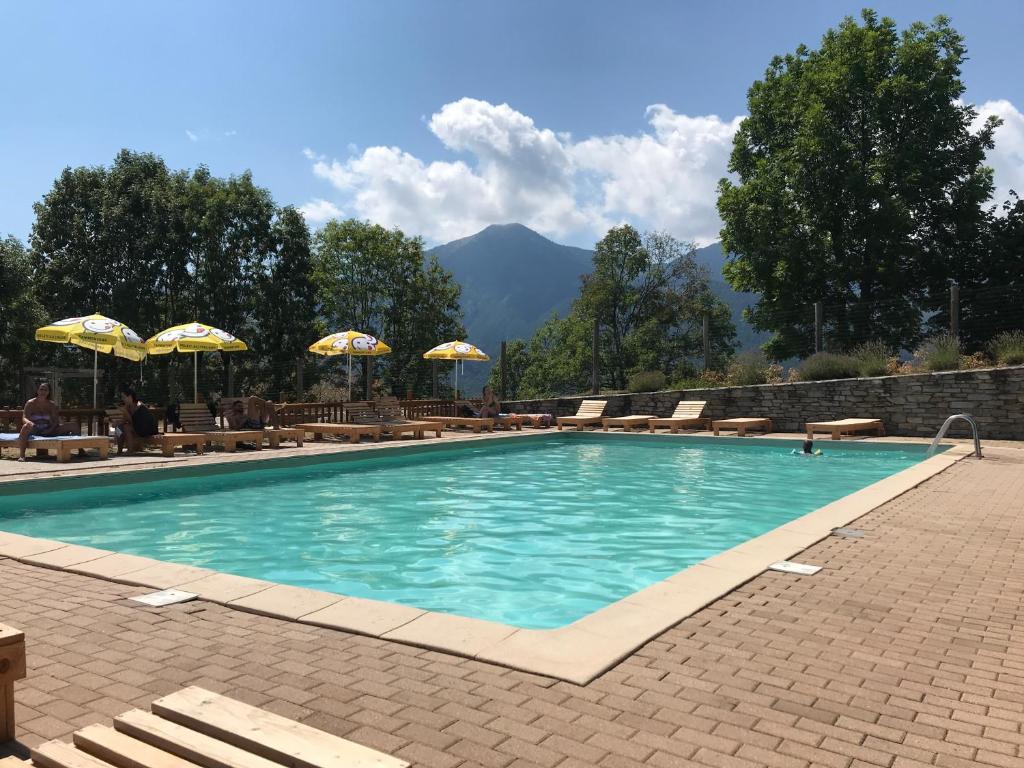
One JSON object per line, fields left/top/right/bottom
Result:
{"left": 602, "top": 415, "right": 657, "bottom": 432}
{"left": 178, "top": 403, "right": 265, "bottom": 452}
{"left": 296, "top": 422, "right": 383, "bottom": 443}
{"left": 712, "top": 417, "right": 773, "bottom": 437}
{"left": 806, "top": 418, "right": 885, "bottom": 440}
{"left": 421, "top": 416, "right": 495, "bottom": 433}
{"left": 105, "top": 408, "right": 206, "bottom": 457}
{"left": 264, "top": 426, "right": 305, "bottom": 448}
{"left": 26, "top": 685, "right": 408, "bottom": 768}
{"left": 0, "top": 624, "right": 26, "bottom": 743}
{"left": 0, "top": 435, "right": 111, "bottom": 463}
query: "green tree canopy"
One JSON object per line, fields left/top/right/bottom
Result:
{"left": 0, "top": 236, "right": 46, "bottom": 403}
{"left": 311, "top": 219, "right": 464, "bottom": 396}
{"left": 718, "top": 10, "right": 1000, "bottom": 358}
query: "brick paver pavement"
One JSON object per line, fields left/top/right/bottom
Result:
{"left": 2, "top": 448, "right": 1024, "bottom": 766}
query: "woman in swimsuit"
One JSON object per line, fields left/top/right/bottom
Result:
{"left": 16, "top": 381, "right": 76, "bottom": 460}
{"left": 479, "top": 385, "right": 501, "bottom": 419}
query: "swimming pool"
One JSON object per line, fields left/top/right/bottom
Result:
{"left": 0, "top": 434, "right": 934, "bottom": 628}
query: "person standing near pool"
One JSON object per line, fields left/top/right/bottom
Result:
{"left": 116, "top": 383, "right": 159, "bottom": 454}
{"left": 16, "top": 380, "right": 78, "bottom": 460}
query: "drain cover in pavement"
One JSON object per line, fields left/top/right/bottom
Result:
{"left": 129, "top": 589, "right": 197, "bottom": 607}
{"left": 768, "top": 561, "right": 822, "bottom": 575}
{"left": 831, "top": 527, "right": 866, "bottom": 538}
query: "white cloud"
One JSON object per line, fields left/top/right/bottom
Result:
{"left": 185, "top": 129, "right": 199, "bottom": 143}
{"left": 298, "top": 198, "right": 343, "bottom": 224}
{"left": 224, "top": 130, "right": 237, "bottom": 138}
{"left": 977, "top": 99, "right": 1024, "bottom": 207}
{"left": 300, "top": 97, "right": 1024, "bottom": 246}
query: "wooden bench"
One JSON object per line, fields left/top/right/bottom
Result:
{"left": 602, "top": 415, "right": 656, "bottom": 432}
{"left": 178, "top": 403, "right": 264, "bottom": 452}
{"left": 806, "top": 418, "right": 886, "bottom": 440}
{"left": 0, "top": 624, "right": 25, "bottom": 744}
{"left": 556, "top": 399, "right": 607, "bottom": 430}
{"left": 648, "top": 400, "right": 711, "bottom": 433}
{"left": 105, "top": 408, "right": 206, "bottom": 457}
{"left": 712, "top": 417, "right": 773, "bottom": 437}
{"left": 265, "top": 427, "right": 305, "bottom": 448}
{"left": 0, "top": 435, "right": 111, "bottom": 462}
{"left": 371, "top": 403, "right": 443, "bottom": 439}
{"left": 296, "top": 422, "right": 382, "bottom": 443}
{"left": 27, "top": 686, "right": 408, "bottom": 768}
{"left": 420, "top": 415, "right": 495, "bottom": 433}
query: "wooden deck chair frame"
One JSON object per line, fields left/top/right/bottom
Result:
{"left": 556, "top": 399, "right": 607, "bottom": 430}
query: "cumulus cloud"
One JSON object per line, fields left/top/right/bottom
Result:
{"left": 977, "top": 99, "right": 1024, "bottom": 207}
{"left": 185, "top": 130, "right": 199, "bottom": 143}
{"left": 298, "top": 198, "right": 343, "bottom": 224}
{"left": 300, "top": 97, "right": 1024, "bottom": 244}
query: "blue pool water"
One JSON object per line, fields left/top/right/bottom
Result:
{"left": 0, "top": 435, "right": 931, "bottom": 628}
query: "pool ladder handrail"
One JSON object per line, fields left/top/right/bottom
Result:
{"left": 927, "top": 414, "right": 982, "bottom": 458}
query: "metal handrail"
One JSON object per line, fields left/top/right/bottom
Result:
{"left": 927, "top": 414, "right": 982, "bottom": 458}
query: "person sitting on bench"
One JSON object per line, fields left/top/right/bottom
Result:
{"left": 225, "top": 396, "right": 280, "bottom": 430}
{"left": 116, "top": 383, "right": 159, "bottom": 454}
{"left": 16, "top": 380, "right": 78, "bottom": 460}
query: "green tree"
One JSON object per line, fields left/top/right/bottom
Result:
{"left": 718, "top": 10, "right": 1000, "bottom": 358}
{"left": 0, "top": 236, "right": 46, "bottom": 403}
{"left": 311, "top": 219, "right": 464, "bottom": 396}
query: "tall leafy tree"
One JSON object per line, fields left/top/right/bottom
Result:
{"left": 311, "top": 219, "right": 464, "bottom": 396}
{"left": 718, "top": 10, "right": 1000, "bottom": 358}
{"left": 0, "top": 236, "right": 46, "bottom": 403}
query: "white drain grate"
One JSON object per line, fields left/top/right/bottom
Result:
{"left": 768, "top": 561, "right": 822, "bottom": 575}
{"left": 129, "top": 589, "right": 198, "bottom": 607}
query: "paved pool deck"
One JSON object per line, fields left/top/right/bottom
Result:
{"left": 1, "top": 434, "right": 1022, "bottom": 766}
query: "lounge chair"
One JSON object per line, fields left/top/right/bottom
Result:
{"left": 420, "top": 415, "right": 495, "bottom": 433}
{"left": 0, "top": 433, "right": 110, "bottom": 462}
{"left": 375, "top": 402, "right": 443, "bottom": 438}
{"left": 347, "top": 404, "right": 438, "bottom": 439}
{"left": 493, "top": 414, "right": 524, "bottom": 431}
{"left": 602, "top": 413, "right": 657, "bottom": 432}
{"left": 556, "top": 399, "right": 607, "bottom": 430}
{"left": 712, "top": 417, "right": 773, "bottom": 436}
{"left": 1, "top": 622, "right": 25, "bottom": 743}
{"left": 296, "top": 421, "right": 382, "bottom": 443}
{"left": 177, "top": 403, "right": 264, "bottom": 452}
{"left": 648, "top": 400, "right": 711, "bottom": 433}
{"left": 105, "top": 408, "right": 206, "bottom": 457}
{"left": 806, "top": 418, "right": 885, "bottom": 440}
{"left": 30, "top": 686, "right": 408, "bottom": 768}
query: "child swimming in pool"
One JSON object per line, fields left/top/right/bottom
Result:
{"left": 793, "top": 439, "right": 823, "bottom": 456}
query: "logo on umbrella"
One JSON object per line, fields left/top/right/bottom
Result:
{"left": 83, "top": 318, "right": 117, "bottom": 334}
{"left": 210, "top": 327, "right": 236, "bottom": 342}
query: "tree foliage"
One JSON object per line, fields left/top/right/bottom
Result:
{"left": 493, "top": 225, "right": 736, "bottom": 399}
{"left": 0, "top": 236, "right": 46, "bottom": 402}
{"left": 311, "top": 219, "right": 464, "bottom": 396}
{"left": 718, "top": 10, "right": 1000, "bottom": 358}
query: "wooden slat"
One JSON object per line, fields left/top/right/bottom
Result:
{"left": 32, "top": 740, "right": 119, "bottom": 768}
{"left": 151, "top": 687, "right": 409, "bottom": 768}
{"left": 0, "top": 757, "right": 29, "bottom": 766}
{"left": 114, "top": 709, "right": 281, "bottom": 768}
{"left": 672, "top": 401, "right": 706, "bottom": 418}
{"left": 179, "top": 405, "right": 216, "bottom": 432}
{"left": 73, "top": 724, "right": 199, "bottom": 768}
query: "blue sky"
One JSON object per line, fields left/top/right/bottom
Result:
{"left": 3, "top": 0, "right": 1023, "bottom": 247}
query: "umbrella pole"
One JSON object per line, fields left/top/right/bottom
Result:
{"left": 92, "top": 348, "right": 98, "bottom": 409}
{"left": 194, "top": 351, "right": 198, "bottom": 404}
{"left": 454, "top": 360, "right": 459, "bottom": 401}
{"left": 347, "top": 354, "right": 352, "bottom": 402}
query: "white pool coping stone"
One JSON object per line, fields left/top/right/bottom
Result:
{"left": 0, "top": 431, "right": 971, "bottom": 685}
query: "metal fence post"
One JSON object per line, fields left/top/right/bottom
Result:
{"left": 814, "top": 302, "right": 823, "bottom": 353}
{"left": 431, "top": 360, "right": 438, "bottom": 399}
{"left": 950, "top": 284, "right": 960, "bottom": 338}
{"left": 295, "top": 358, "right": 304, "bottom": 401}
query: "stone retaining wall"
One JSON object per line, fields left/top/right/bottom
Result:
{"left": 503, "top": 365, "right": 1024, "bottom": 440}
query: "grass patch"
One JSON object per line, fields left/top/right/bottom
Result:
{"left": 915, "top": 333, "right": 961, "bottom": 372}
{"left": 851, "top": 340, "right": 893, "bottom": 377}
{"left": 726, "top": 352, "right": 772, "bottom": 386}
{"left": 627, "top": 370, "right": 667, "bottom": 392}
{"left": 990, "top": 330, "right": 1024, "bottom": 366}
{"left": 797, "top": 352, "right": 860, "bottom": 381}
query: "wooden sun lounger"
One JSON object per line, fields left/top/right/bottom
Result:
{"left": 1, "top": 623, "right": 26, "bottom": 742}
{"left": 602, "top": 415, "right": 657, "bottom": 432}
{"left": 105, "top": 408, "right": 206, "bottom": 456}
{"left": 806, "top": 418, "right": 886, "bottom": 440}
{"left": 178, "top": 403, "right": 265, "bottom": 452}
{"left": 648, "top": 400, "right": 711, "bottom": 433}
{"left": 296, "top": 422, "right": 382, "bottom": 443}
{"left": 556, "top": 399, "right": 607, "bottom": 430}
{"left": 0, "top": 434, "right": 110, "bottom": 462}
{"left": 264, "top": 426, "right": 305, "bottom": 448}
{"left": 348, "top": 405, "right": 440, "bottom": 439}
{"left": 712, "top": 417, "right": 773, "bottom": 437}
{"left": 421, "top": 415, "right": 495, "bottom": 433}
{"left": 493, "top": 415, "right": 523, "bottom": 431}
{"left": 29, "top": 685, "right": 408, "bottom": 768}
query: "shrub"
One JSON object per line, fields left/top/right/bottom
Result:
{"left": 960, "top": 352, "right": 990, "bottom": 370}
{"left": 797, "top": 352, "right": 860, "bottom": 381}
{"left": 990, "top": 330, "right": 1024, "bottom": 366}
{"left": 915, "top": 333, "right": 961, "bottom": 372}
{"left": 851, "top": 340, "right": 892, "bottom": 377}
{"left": 627, "top": 370, "right": 667, "bottom": 393}
{"left": 726, "top": 352, "right": 772, "bottom": 386}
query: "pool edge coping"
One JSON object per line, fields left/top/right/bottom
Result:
{"left": 0, "top": 434, "right": 971, "bottom": 686}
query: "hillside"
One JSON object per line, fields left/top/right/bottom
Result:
{"left": 428, "top": 225, "right": 765, "bottom": 393}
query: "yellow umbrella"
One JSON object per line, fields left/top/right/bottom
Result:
{"left": 308, "top": 330, "right": 391, "bottom": 401}
{"left": 423, "top": 341, "right": 489, "bottom": 399}
{"left": 145, "top": 322, "right": 248, "bottom": 403}
{"left": 35, "top": 313, "right": 147, "bottom": 408}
